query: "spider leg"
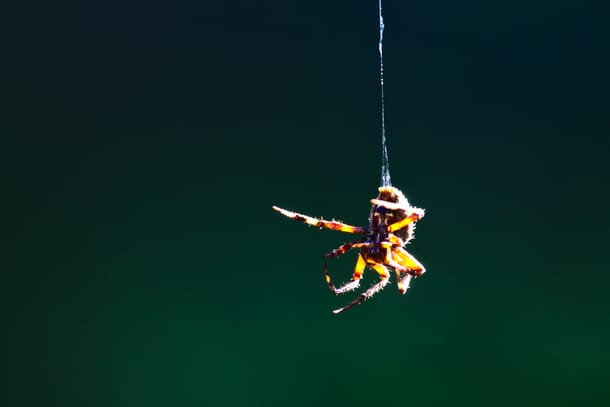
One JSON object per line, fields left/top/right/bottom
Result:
{"left": 272, "top": 206, "right": 365, "bottom": 233}
{"left": 331, "top": 263, "right": 391, "bottom": 314}
{"left": 323, "top": 239, "right": 369, "bottom": 259}
{"left": 388, "top": 248, "right": 426, "bottom": 294}
{"left": 387, "top": 234, "right": 405, "bottom": 247}
{"left": 387, "top": 207, "right": 425, "bottom": 233}
{"left": 324, "top": 254, "right": 366, "bottom": 295}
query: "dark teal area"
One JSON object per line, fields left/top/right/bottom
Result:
{"left": 3, "top": 1, "right": 610, "bottom": 406}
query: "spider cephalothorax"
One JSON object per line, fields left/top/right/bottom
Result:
{"left": 273, "top": 185, "right": 425, "bottom": 314}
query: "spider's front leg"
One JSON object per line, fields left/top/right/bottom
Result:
{"left": 331, "top": 263, "right": 391, "bottom": 314}
{"left": 272, "top": 206, "right": 366, "bottom": 234}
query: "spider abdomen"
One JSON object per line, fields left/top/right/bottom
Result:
{"left": 369, "top": 188, "right": 418, "bottom": 245}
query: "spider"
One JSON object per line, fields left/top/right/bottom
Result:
{"left": 272, "top": 185, "right": 426, "bottom": 314}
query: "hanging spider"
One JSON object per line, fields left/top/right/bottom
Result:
{"left": 272, "top": 185, "right": 425, "bottom": 314}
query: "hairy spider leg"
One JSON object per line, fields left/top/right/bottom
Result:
{"left": 384, "top": 256, "right": 411, "bottom": 294}
{"left": 323, "top": 240, "right": 369, "bottom": 259}
{"left": 394, "top": 247, "right": 426, "bottom": 276}
{"left": 272, "top": 206, "right": 366, "bottom": 234}
{"left": 324, "top": 254, "right": 366, "bottom": 295}
{"left": 387, "top": 234, "right": 405, "bottom": 247}
{"left": 331, "top": 264, "right": 391, "bottom": 314}
{"left": 396, "top": 273, "right": 413, "bottom": 295}
{"left": 387, "top": 210, "right": 424, "bottom": 233}
{"left": 390, "top": 248, "right": 426, "bottom": 294}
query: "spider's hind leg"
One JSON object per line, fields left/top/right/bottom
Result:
{"left": 395, "top": 271, "right": 412, "bottom": 295}
{"left": 323, "top": 239, "right": 368, "bottom": 259}
{"left": 331, "top": 263, "right": 391, "bottom": 314}
{"left": 389, "top": 248, "right": 425, "bottom": 294}
{"left": 324, "top": 254, "right": 366, "bottom": 295}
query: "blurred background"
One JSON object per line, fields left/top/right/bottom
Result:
{"left": 3, "top": 0, "right": 610, "bottom": 406}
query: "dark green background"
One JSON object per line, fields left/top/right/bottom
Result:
{"left": 4, "top": 1, "right": 610, "bottom": 406}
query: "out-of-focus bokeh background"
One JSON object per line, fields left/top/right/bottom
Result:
{"left": 3, "top": 1, "right": 610, "bottom": 406}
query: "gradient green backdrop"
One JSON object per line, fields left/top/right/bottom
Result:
{"left": 4, "top": 1, "right": 610, "bottom": 406}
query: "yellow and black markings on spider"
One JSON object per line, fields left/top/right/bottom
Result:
{"left": 272, "top": 186, "right": 425, "bottom": 314}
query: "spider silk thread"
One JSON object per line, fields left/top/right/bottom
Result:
{"left": 379, "top": 0, "right": 392, "bottom": 187}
